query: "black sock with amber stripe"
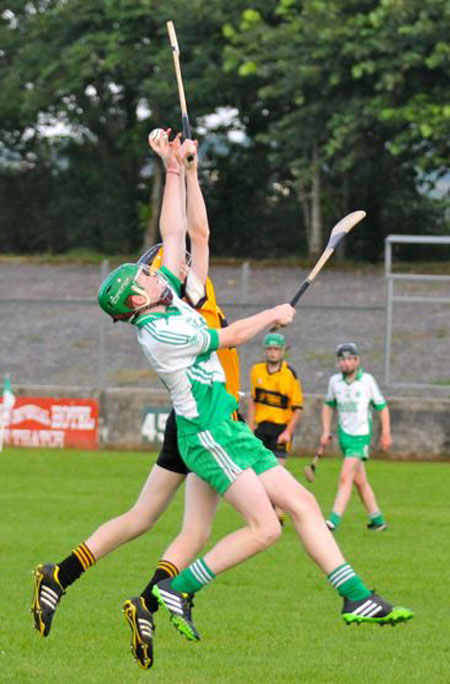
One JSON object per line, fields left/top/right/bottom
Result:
{"left": 57, "top": 542, "right": 96, "bottom": 589}
{"left": 141, "top": 559, "right": 179, "bottom": 613}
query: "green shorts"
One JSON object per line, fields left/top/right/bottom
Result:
{"left": 178, "top": 418, "right": 278, "bottom": 495}
{"left": 338, "top": 429, "right": 371, "bottom": 460}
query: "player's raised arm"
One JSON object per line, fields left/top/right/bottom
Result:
{"left": 148, "top": 130, "right": 185, "bottom": 278}
{"left": 217, "top": 304, "right": 295, "bottom": 349}
{"left": 182, "top": 139, "right": 209, "bottom": 286}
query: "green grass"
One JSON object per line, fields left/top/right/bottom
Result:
{"left": 1, "top": 449, "right": 448, "bottom": 683}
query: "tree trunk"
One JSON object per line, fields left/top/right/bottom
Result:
{"left": 309, "top": 143, "right": 322, "bottom": 257}
{"left": 296, "top": 179, "right": 311, "bottom": 246}
{"left": 335, "top": 170, "right": 349, "bottom": 263}
{"left": 142, "top": 159, "right": 163, "bottom": 250}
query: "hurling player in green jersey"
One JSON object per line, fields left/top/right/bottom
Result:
{"left": 97, "top": 135, "right": 413, "bottom": 647}
{"left": 320, "top": 343, "right": 391, "bottom": 532}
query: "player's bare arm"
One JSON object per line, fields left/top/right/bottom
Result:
{"left": 183, "top": 139, "right": 210, "bottom": 286}
{"left": 217, "top": 304, "right": 295, "bottom": 349}
{"left": 152, "top": 134, "right": 186, "bottom": 277}
{"left": 247, "top": 396, "right": 256, "bottom": 431}
{"left": 320, "top": 404, "right": 333, "bottom": 448}
{"left": 277, "top": 407, "right": 302, "bottom": 445}
{"left": 378, "top": 407, "right": 392, "bottom": 451}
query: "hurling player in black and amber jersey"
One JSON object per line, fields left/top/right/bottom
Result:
{"left": 249, "top": 332, "right": 303, "bottom": 464}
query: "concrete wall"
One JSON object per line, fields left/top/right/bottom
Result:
{"left": 12, "top": 385, "right": 450, "bottom": 459}
{"left": 284, "top": 394, "right": 450, "bottom": 460}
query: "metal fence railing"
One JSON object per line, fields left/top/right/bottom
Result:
{"left": 2, "top": 253, "right": 449, "bottom": 396}
{"left": 384, "top": 235, "right": 450, "bottom": 390}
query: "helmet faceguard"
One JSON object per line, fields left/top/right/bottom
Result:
{"left": 138, "top": 242, "right": 192, "bottom": 270}
{"left": 98, "top": 262, "right": 174, "bottom": 322}
{"left": 137, "top": 242, "right": 206, "bottom": 308}
{"left": 138, "top": 243, "right": 166, "bottom": 269}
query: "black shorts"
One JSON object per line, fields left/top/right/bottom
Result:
{"left": 156, "top": 409, "right": 189, "bottom": 475}
{"left": 254, "top": 421, "right": 289, "bottom": 460}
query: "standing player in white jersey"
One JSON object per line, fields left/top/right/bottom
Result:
{"left": 320, "top": 343, "right": 391, "bottom": 532}
{"left": 97, "top": 133, "right": 412, "bottom": 646}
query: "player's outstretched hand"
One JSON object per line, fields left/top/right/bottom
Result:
{"left": 271, "top": 303, "right": 295, "bottom": 329}
{"left": 179, "top": 139, "right": 198, "bottom": 170}
{"left": 148, "top": 127, "right": 171, "bottom": 157}
{"left": 148, "top": 129, "right": 181, "bottom": 173}
{"left": 379, "top": 433, "right": 392, "bottom": 451}
{"left": 319, "top": 431, "right": 332, "bottom": 449}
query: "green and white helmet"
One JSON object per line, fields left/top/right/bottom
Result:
{"left": 98, "top": 262, "right": 172, "bottom": 322}
{"left": 98, "top": 263, "right": 141, "bottom": 320}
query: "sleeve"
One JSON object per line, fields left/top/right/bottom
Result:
{"left": 204, "top": 328, "right": 219, "bottom": 353}
{"left": 368, "top": 374, "right": 387, "bottom": 411}
{"left": 325, "top": 376, "right": 337, "bottom": 407}
{"left": 288, "top": 368, "right": 303, "bottom": 409}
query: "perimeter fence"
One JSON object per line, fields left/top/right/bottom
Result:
{"left": 1, "top": 244, "right": 449, "bottom": 398}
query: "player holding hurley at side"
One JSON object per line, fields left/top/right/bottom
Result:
{"left": 31, "top": 133, "right": 240, "bottom": 671}
{"left": 249, "top": 332, "right": 303, "bottom": 465}
{"left": 321, "top": 343, "right": 391, "bottom": 532}
{"left": 97, "top": 133, "right": 413, "bottom": 647}
{"left": 249, "top": 332, "right": 303, "bottom": 522}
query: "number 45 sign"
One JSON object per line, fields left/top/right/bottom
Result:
{"left": 141, "top": 407, "right": 170, "bottom": 444}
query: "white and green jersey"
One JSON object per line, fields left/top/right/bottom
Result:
{"left": 133, "top": 267, "right": 237, "bottom": 436}
{"left": 325, "top": 368, "right": 387, "bottom": 438}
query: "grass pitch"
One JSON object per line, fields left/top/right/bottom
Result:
{"left": 1, "top": 448, "right": 448, "bottom": 683}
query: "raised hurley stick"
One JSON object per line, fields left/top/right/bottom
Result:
{"left": 167, "top": 20, "right": 194, "bottom": 166}
{"left": 290, "top": 211, "right": 366, "bottom": 307}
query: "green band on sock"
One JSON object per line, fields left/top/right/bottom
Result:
{"left": 328, "top": 563, "right": 371, "bottom": 601}
{"left": 370, "top": 512, "right": 386, "bottom": 525}
{"left": 171, "top": 558, "right": 215, "bottom": 594}
{"left": 329, "top": 512, "right": 342, "bottom": 528}
{"left": 338, "top": 575, "right": 371, "bottom": 601}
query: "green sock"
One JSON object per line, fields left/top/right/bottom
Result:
{"left": 328, "top": 563, "right": 371, "bottom": 601}
{"left": 171, "top": 558, "right": 216, "bottom": 594}
{"left": 329, "top": 512, "right": 342, "bottom": 528}
{"left": 369, "top": 512, "right": 386, "bottom": 525}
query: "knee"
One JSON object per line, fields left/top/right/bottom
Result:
{"left": 287, "top": 489, "right": 322, "bottom": 519}
{"left": 253, "top": 518, "right": 282, "bottom": 549}
{"left": 303, "top": 489, "right": 322, "bottom": 515}
{"left": 339, "top": 470, "right": 354, "bottom": 487}
{"left": 353, "top": 477, "right": 363, "bottom": 491}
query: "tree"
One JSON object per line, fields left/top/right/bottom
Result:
{"left": 0, "top": 0, "right": 197, "bottom": 252}
{"left": 223, "top": 0, "right": 449, "bottom": 256}
{"left": 0, "top": 0, "right": 448, "bottom": 259}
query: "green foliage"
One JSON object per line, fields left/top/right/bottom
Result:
{"left": 223, "top": 0, "right": 449, "bottom": 254}
{"left": 0, "top": 0, "right": 448, "bottom": 259}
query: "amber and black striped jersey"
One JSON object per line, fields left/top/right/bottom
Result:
{"left": 198, "top": 277, "right": 240, "bottom": 402}
{"left": 250, "top": 360, "right": 303, "bottom": 426}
